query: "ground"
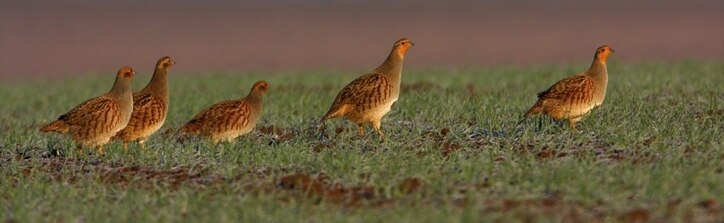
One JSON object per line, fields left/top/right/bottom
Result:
{"left": 1, "top": 61, "right": 722, "bottom": 222}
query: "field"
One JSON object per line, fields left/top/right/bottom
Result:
{"left": 1, "top": 61, "right": 722, "bottom": 222}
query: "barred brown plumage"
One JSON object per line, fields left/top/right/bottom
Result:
{"left": 321, "top": 38, "right": 414, "bottom": 142}
{"left": 179, "top": 81, "right": 268, "bottom": 144}
{"left": 40, "top": 66, "right": 135, "bottom": 155}
{"left": 113, "top": 56, "right": 175, "bottom": 150}
{"left": 522, "top": 45, "right": 614, "bottom": 130}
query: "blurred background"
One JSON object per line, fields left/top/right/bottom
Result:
{"left": 1, "top": 0, "right": 722, "bottom": 81}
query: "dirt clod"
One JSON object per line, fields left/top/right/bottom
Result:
{"left": 398, "top": 177, "right": 423, "bottom": 194}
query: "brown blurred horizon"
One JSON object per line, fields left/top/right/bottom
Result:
{"left": 1, "top": 0, "right": 723, "bottom": 81}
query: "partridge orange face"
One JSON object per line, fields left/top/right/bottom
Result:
{"left": 157, "top": 56, "right": 176, "bottom": 69}
{"left": 394, "top": 38, "right": 415, "bottom": 55}
{"left": 252, "top": 81, "right": 269, "bottom": 94}
{"left": 595, "top": 45, "right": 614, "bottom": 62}
{"left": 118, "top": 66, "right": 135, "bottom": 78}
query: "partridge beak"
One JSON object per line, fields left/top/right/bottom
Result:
{"left": 410, "top": 41, "right": 415, "bottom": 47}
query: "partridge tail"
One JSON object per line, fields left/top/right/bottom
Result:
{"left": 524, "top": 100, "right": 544, "bottom": 117}
{"left": 319, "top": 113, "right": 335, "bottom": 123}
{"left": 517, "top": 101, "right": 544, "bottom": 126}
{"left": 111, "top": 129, "right": 127, "bottom": 141}
{"left": 178, "top": 123, "right": 201, "bottom": 135}
{"left": 320, "top": 104, "right": 350, "bottom": 123}
{"left": 40, "top": 120, "right": 68, "bottom": 133}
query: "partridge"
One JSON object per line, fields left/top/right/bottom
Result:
{"left": 179, "top": 81, "right": 269, "bottom": 143}
{"left": 521, "top": 45, "right": 614, "bottom": 130}
{"left": 40, "top": 67, "right": 135, "bottom": 154}
{"left": 113, "top": 56, "right": 174, "bottom": 150}
{"left": 320, "top": 38, "right": 414, "bottom": 141}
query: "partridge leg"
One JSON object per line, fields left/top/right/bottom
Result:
{"left": 568, "top": 119, "right": 579, "bottom": 131}
{"left": 95, "top": 146, "right": 106, "bottom": 156}
{"left": 122, "top": 142, "right": 129, "bottom": 151}
{"left": 358, "top": 125, "right": 365, "bottom": 137}
{"left": 372, "top": 120, "right": 385, "bottom": 143}
{"left": 138, "top": 139, "right": 146, "bottom": 150}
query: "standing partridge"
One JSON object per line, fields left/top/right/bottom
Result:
{"left": 40, "top": 67, "right": 135, "bottom": 155}
{"left": 113, "top": 56, "right": 175, "bottom": 150}
{"left": 179, "top": 81, "right": 269, "bottom": 144}
{"left": 320, "top": 38, "right": 414, "bottom": 142}
{"left": 521, "top": 45, "right": 614, "bottom": 130}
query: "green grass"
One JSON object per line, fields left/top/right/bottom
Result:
{"left": 1, "top": 61, "right": 722, "bottom": 222}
